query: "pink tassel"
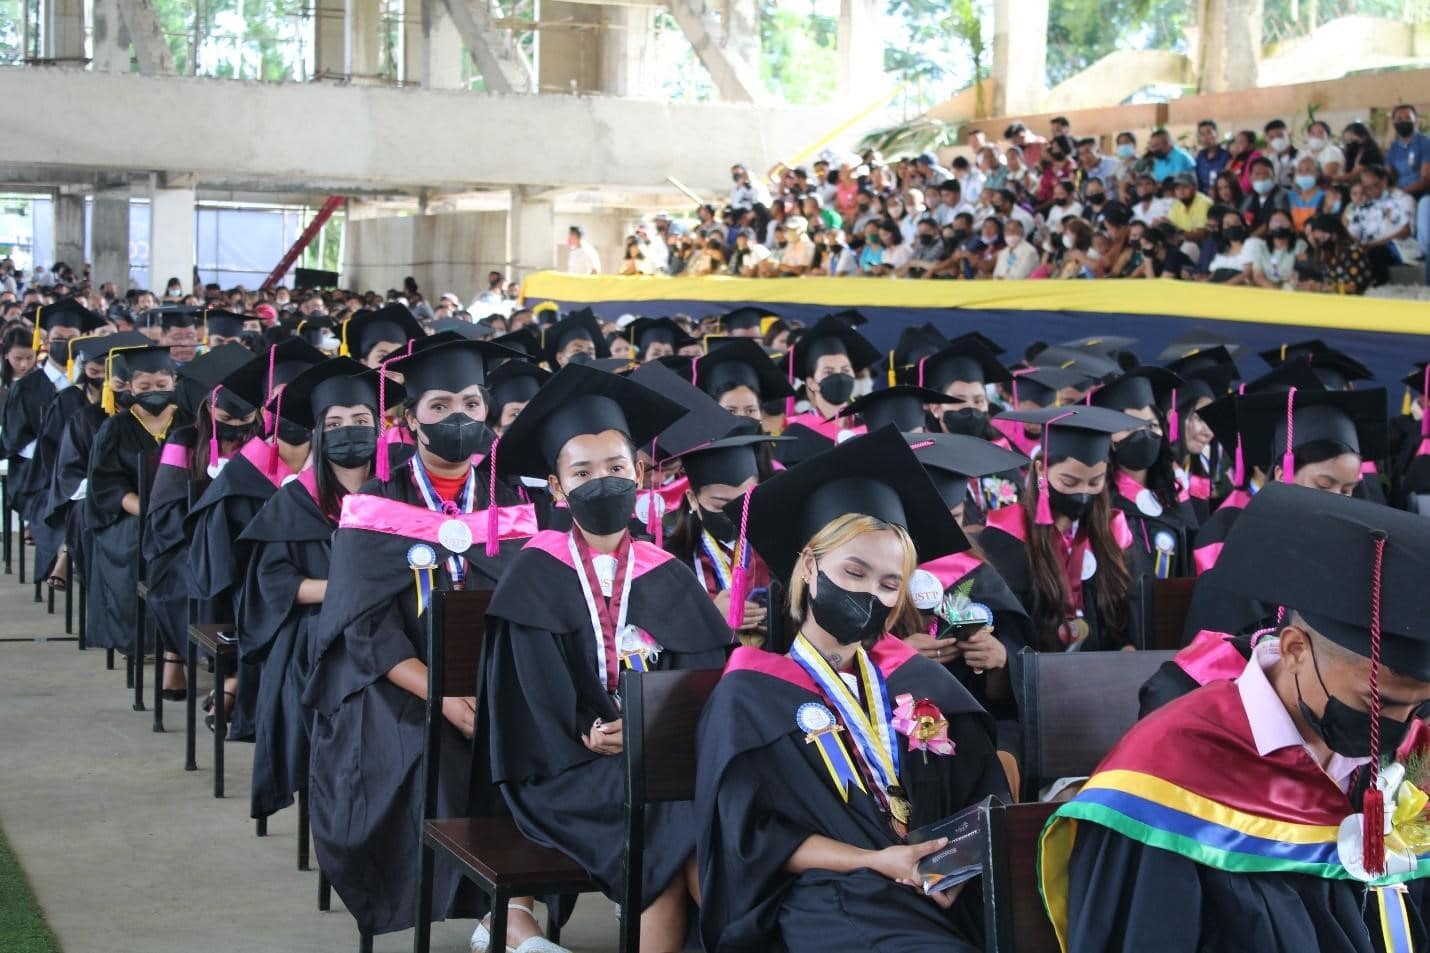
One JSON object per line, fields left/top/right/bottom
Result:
{"left": 1280, "top": 386, "right": 1297, "bottom": 484}
{"left": 1034, "top": 477, "right": 1054, "bottom": 525}
{"left": 917, "top": 355, "right": 929, "bottom": 389}
{"left": 376, "top": 353, "right": 396, "bottom": 482}
{"left": 484, "top": 437, "right": 500, "bottom": 558}
{"left": 1363, "top": 532, "right": 1389, "bottom": 877}
{"left": 726, "top": 488, "right": 754, "bottom": 630}
{"left": 1168, "top": 388, "right": 1180, "bottom": 443}
{"left": 208, "top": 385, "right": 221, "bottom": 463}
{"left": 784, "top": 349, "right": 796, "bottom": 418}
{"left": 1421, "top": 366, "right": 1429, "bottom": 440}
{"left": 267, "top": 387, "right": 284, "bottom": 476}
{"left": 689, "top": 357, "right": 699, "bottom": 390}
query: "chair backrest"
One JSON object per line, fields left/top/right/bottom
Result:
{"left": 1018, "top": 647, "right": 1176, "bottom": 799}
{"left": 623, "top": 668, "right": 723, "bottom": 804}
{"left": 421, "top": 588, "right": 493, "bottom": 819}
{"left": 1140, "top": 575, "right": 1197, "bottom": 651}
{"left": 981, "top": 800, "right": 1061, "bottom": 953}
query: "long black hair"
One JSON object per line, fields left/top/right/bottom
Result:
{"left": 2, "top": 325, "right": 33, "bottom": 386}
{"left": 308, "top": 421, "right": 373, "bottom": 522}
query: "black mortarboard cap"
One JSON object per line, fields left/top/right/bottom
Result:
{"left": 1214, "top": 482, "right": 1430, "bottom": 681}
{"left": 1166, "top": 345, "right": 1239, "bottom": 396}
{"left": 141, "top": 306, "right": 198, "bottom": 331}
{"left": 201, "top": 310, "right": 247, "bottom": 340}
{"left": 913, "top": 337, "right": 1011, "bottom": 390}
{"left": 217, "top": 338, "right": 327, "bottom": 408}
{"left": 1157, "top": 328, "right": 1243, "bottom": 361}
{"left": 1031, "top": 345, "right": 1122, "bottom": 379}
{"left": 827, "top": 308, "right": 870, "bottom": 328}
{"left": 788, "top": 314, "right": 881, "bottom": 379}
{"left": 1233, "top": 387, "right": 1386, "bottom": 475}
{"left": 65, "top": 331, "right": 139, "bottom": 368}
{"left": 996, "top": 405, "right": 1150, "bottom": 465}
{"left": 176, "top": 343, "right": 260, "bottom": 417}
{"left": 890, "top": 324, "right": 950, "bottom": 373}
{"left": 487, "top": 360, "right": 550, "bottom": 413}
{"left": 1090, "top": 366, "right": 1182, "bottom": 413}
{"left": 669, "top": 432, "right": 787, "bottom": 490}
{"left": 629, "top": 361, "right": 738, "bottom": 461}
{"left": 541, "top": 309, "right": 609, "bottom": 366}
{"left": 1009, "top": 366, "right": 1094, "bottom": 407}
{"left": 341, "top": 303, "right": 425, "bottom": 360}
{"left": 719, "top": 306, "right": 772, "bottom": 333}
{"left": 384, "top": 337, "right": 520, "bottom": 395}
{"left": 694, "top": 338, "right": 794, "bottom": 404}
{"left": 495, "top": 362, "right": 688, "bottom": 479}
{"left": 1401, "top": 362, "right": 1429, "bottom": 395}
{"left": 278, "top": 356, "right": 403, "bottom": 430}
{"left": 1243, "top": 359, "right": 1327, "bottom": 396}
{"left": 838, "top": 386, "right": 954, "bottom": 432}
{"left": 944, "top": 328, "right": 1007, "bottom": 357}
{"left": 630, "top": 317, "right": 697, "bottom": 355}
{"left": 429, "top": 317, "right": 495, "bottom": 340}
{"left": 110, "top": 344, "right": 176, "bottom": 378}
{"left": 494, "top": 327, "right": 542, "bottom": 361}
{"left": 726, "top": 425, "right": 968, "bottom": 582}
{"left": 905, "top": 432, "right": 1030, "bottom": 508}
{"left": 38, "top": 297, "right": 106, "bottom": 333}
{"left": 1258, "top": 339, "right": 1373, "bottom": 388}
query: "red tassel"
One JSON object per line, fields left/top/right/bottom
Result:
{"left": 485, "top": 437, "right": 501, "bottom": 558}
{"left": 1362, "top": 787, "right": 1386, "bottom": 877}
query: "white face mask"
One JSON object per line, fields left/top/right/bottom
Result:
{"left": 1006, "top": 235, "right": 1023, "bottom": 249}
{"left": 1087, "top": 248, "right": 1102, "bottom": 262}
{"left": 1270, "top": 136, "right": 1290, "bottom": 154}
{"left": 1062, "top": 233, "right": 1075, "bottom": 250}
{"left": 1307, "top": 136, "right": 1327, "bottom": 151}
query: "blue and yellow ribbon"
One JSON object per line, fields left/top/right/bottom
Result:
{"left": 1379, "top": 886, "right": 1416, "bottom": 953}
{"left": 795, "top": 702, "right": 865, "bottom": 803}
{"left": 790, "top": 635, "right": 901, "bottom": 796}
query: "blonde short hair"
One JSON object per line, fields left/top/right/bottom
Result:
{"left": 786, "top": 512, "right": 922, "bottom": 635}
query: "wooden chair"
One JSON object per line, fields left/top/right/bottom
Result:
{"left": 1017, "top": 648, "right": 1176, "bottom": 801}
{"left": 981, "top": 800, "right": 1061, "bottom": 953}
{"left": 414, "top": 589, "right": 600, "bottom": 953}
{"left": 186, "top": 622, "right": 236, "bottom": 798}
{"left": 619, "top": 666, "right": 722, "bottom": 953}
{"left": 131, "top": 451, "right": 151, "bottom": 711}
{"left": 1138, "top": 574, "right": 1197, "bottom": 651}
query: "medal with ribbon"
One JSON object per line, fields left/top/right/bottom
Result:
{"left": 795, "top": 702, "right": 865, "bottom": 801}
{"left": 409, "top": 452, "right": 476, "bottom": 585}
{"left": 1153, "top": 530, "right": 1176, "bottom": 580}
{"left": 694, "top": 529, "right": 746, "bottom": 593}
{"left": 790, "top": 634, "right": 909, "bottom": 827}
{"left": 617, "top": 624, "right": 661, "bottom": 672}
{"left": 407, "top": 543, "right": 438, "bottom": 616}
{"left": 570, "top": 530, "right": 634, "bottom": 698}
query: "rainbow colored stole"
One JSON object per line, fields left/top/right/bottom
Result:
{"left": 1038, "top": 681, "right": 1430, "bottom": 952}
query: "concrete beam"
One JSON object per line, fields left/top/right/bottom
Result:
{"left": 440, "top": 0, "right": 535, "bottom": 94}
{"left": 665, "top": 0, "right": 765, "bottom": 103}
{"left": 114, "top": 0, "right": 176, "bottom": 74}
{"left": 0, "top": 68, "right": 844, "bottom": 194}
{"left": 508, "top": 187, "right": 558, "bottom": 274}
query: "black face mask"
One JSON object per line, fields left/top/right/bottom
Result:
{"left": 420, "top": 412, "right": 491, "bottom": 463}
{"left": 817, "top": 373, "right": 856, "bottom": 406}
{"left": 1296, "top": 643, "right": 1416, "bottom": 759}
{"left": 809, "top": 568, "right": 892, "bottom": 645}
{"left": 115, "top": 390, "right": 137, "bottom": 409}
{"left": 276, "top": 418, "right": 311, "bottom": 447}
{"left": 566, "top": 351, "right": 595, "bottom": 366}
{"left": 215, "top": 421, "right": 254, "bottom": 444}
{"left": 1046, "top": 486, "right": 1094, "bottom": 521}
{"left": 322, "top": 424, "right": 377, "bottom": 469}
{"left": 941, "top": 407, "right": 988, "bottom": 437}
{"left": 1113, "top": 429, "right": 1162, "bottom": 471}
{"left": 1222, "top": 226, "right": 1247, "bottom": 243}
{"left": 133, "top": 390, "right": 174, "bottom": 414}
{"left": 1394, "top": 121, "right": 1417, "bottom": 139}
{"left": 1087, "top": 193, "right": 1106, "bottom": 206}
{"left": 1270, "top": 227, "right": 1295, "bottom": 241}
{"left": 698, "top": 504, "right": 736, "bottom": 543}
{"left": 565, "top": 476, "right": 637, "bottom": 536}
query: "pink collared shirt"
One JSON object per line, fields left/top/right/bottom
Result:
{"left": 1236, "top": 639, "right": 1368, "bottom": 792}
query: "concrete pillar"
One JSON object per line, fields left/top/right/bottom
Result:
{"left": 600, "top": 6, "right": 656, "bottom": 98}
{"left": 837, "top": 0, "right": 881, "bottom": 102}
{"left": 722, "top": 0, "right": 760, "bottom": 69}
{"left": 314, "top": 0, "right": 346, "bottom": 77}
{"left": 508, "top": 188, "right": 557, "bottom": 275}
{"left": 91, "top": 195, "right": 131, "bottom": 292}
{"left": 91, "top": 0, "right": 132, "bottom": 72}
{"left": 42, "top": 0, "right": 86, "bottom": 61}
{"left": 415, "top": 0, "right": 464, "bottom": 89}
{"left": 149, "top": 186, "right": 196, "bottom": 296}
{"left": 992, "top": 0, "right": 1048, "bottom": 116}
{"left": 52, "top": 194, "right": 85, "bottom": 272}
{"left": 539, "top": 1, "right": 603, "bottom": 94}
{"left": 348, "top": 0, "right": 384, "bottom": 81}
{"left": 1199, "top": 0, "right": 1261, "bottom": 93}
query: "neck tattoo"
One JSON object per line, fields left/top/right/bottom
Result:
{"left": 824, "top": 651, "right": 842, "bottom": 667}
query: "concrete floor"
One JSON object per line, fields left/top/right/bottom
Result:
{"left": 0, "top": 554, "right": 618, "bottom": 953}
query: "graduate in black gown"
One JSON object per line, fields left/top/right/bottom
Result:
{"left": 1389, "top": 363, "right": 1428, "bottom": 513}
{"left": 901, "top": 432, "right": 1032, "bottom": 731}
{"left": 240, "top": 358, "right": 397, "bottom": 823}
{"left": 1183, "top": 385, "right": 1387, "bottom": 642}
{"left": 1090, "top": 366, "right": 1201, "bottom": 581}
{"left": 775, "top": 315, "right": 880, "bottom": 465}
{"left": 696, "top": 426, "right": 1009, "bottom": 953}
{"left": 1163, "top": 345, "right": 1240, "bottom": 521}
{"left": 3, "top": 299, "right": 103, "bottom": 536}
{"left": 977, "top": 407, "right": 1147, "bottom": 652}
{"left": 339, "top": 301, "right": 425, "bottom": 369}
{"left": 305, "top": 336, "right": 536, "bottom": 943}
{"left": 84, "top": 344, "right": 191, "bottom": 655}
{"left": 1042, "top": 484, "right": 1430, "bottom": 953}
{"left": 145, "top": 344, "right": 261, "bottom": 699}
{"left": 185, "top": 339, "right": 324, "bottom": 736}
{"left": 483, "top": 362, "right": 732, "bottom": 952}
{"left": 487, "top": 360, "right": 550, "bottom": 435}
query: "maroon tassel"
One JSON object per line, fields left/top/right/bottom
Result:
{"left": 784, "top": 349, "right": 796, "bottom": 418}
{"left": 1363, "top": 787, "right": 1386, "bottom": 877}
{"left": 485, "top": 437, "right": 501, "bottom": 558}
{"left": 1363, "top": 531, "right": 1389, "bottom": 877}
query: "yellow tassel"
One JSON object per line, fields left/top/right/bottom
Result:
{"left": 1279, "top": 344, "right": 1287, "bottom": 362}
{"left": 887, "top": 349, "right": 896, "bottom": 387}
{"left": 339, "top": 320, "right": 350, "bottom": 357}
{"left": 760, "top": 315, "right": 777, "bottom": 335}
{"left": 1405, "top": 389, "right": 1414, "bottom": 416}
{"left": 31, "top": 313, "right": 43, "bottom": 354}
{"left": 101, "top": 351, "right": 118, "bottom": 414}
{"left": 65, "top": 350, "right": 74, "bottom": 380}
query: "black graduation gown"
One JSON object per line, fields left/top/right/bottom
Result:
{"left": 142, "top": 428, "right": 200, "bottom": 657}
{"left": 41, "top": 400, "right": 105, "bottom": 580}
{"left": 1137, "top": 633, "right": 1255, "bottom": 719}
{"left": 83, "top": 410, "right": 189, "bottom": 652}
{"left": 484, "top": 531, "right": 732, "bottom": 906}
{"left": 1064, "top": 818, "right": 1429, "bottom": 953}
{"left": 1181, "top": 506, "right": 1278, "bottom": 643}
{"left": 1110, "top": 474, "right": 1200, "bottom": 582}
{"left": 304, "top": 457, "right": 524, "bottom": 937}
{"left": 695, "top": 640, "right": 1008, "bottom": 953}
{"left": 1, "top": 364, "right": 60, "bottom": 517}
{"left": 185, "top": 441, "right": 288, "bottom": 741}
{"left": 238, "top": 476, "right": 333, "bottom": 821}
{"left": 25, "top": 385, "right": 88, "bottom": 576}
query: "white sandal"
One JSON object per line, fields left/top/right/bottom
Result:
{"left": 469, "top": 901, "right": 572, "bottom": 953}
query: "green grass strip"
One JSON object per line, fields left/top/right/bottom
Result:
{"left": 0, "top": 822, "right": 61, "bottom": 953}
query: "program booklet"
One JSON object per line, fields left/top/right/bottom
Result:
{"left": 907, "top": 796, "right": 996, "bottom": 895}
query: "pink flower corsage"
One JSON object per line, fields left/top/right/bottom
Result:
{"left": 892, "top": 693, "right": 955, "bottom": 763}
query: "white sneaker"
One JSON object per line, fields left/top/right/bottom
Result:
{"left": 468, "top": 903, "right": 573, "bottom": 953}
